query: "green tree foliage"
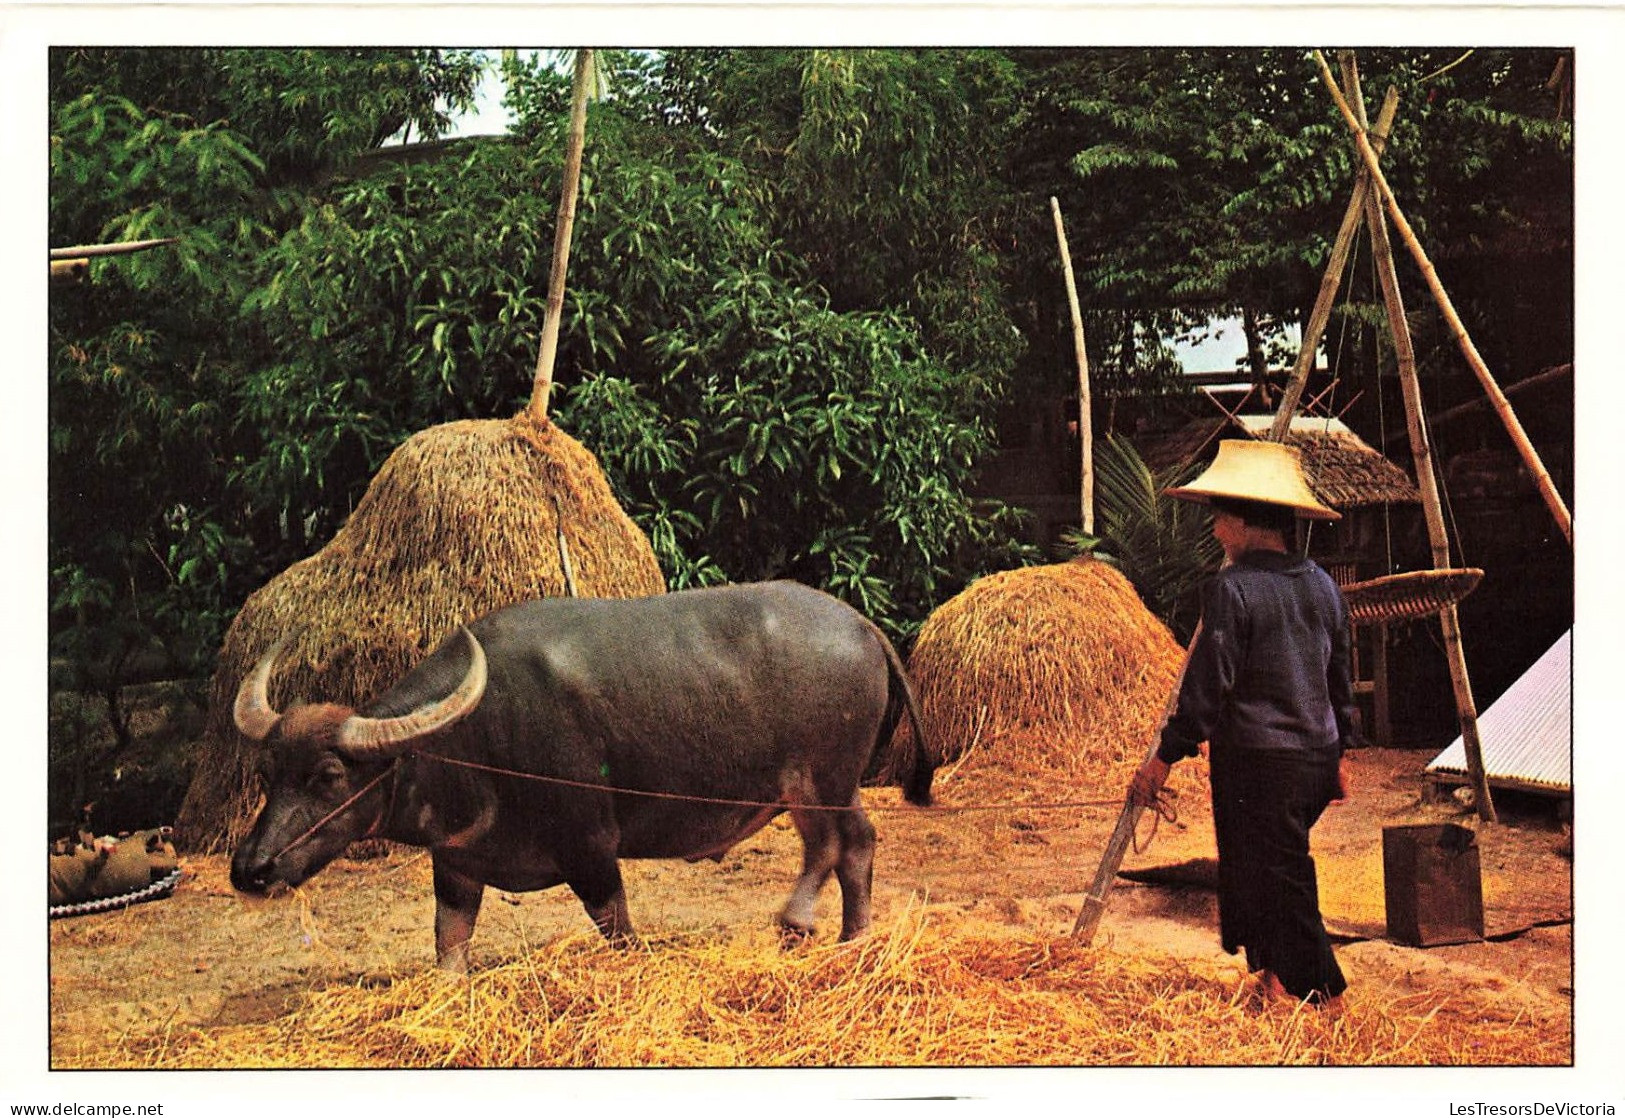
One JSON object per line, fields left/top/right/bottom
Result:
{"left": 48, "top": 45, "right": 1571, "bottom": 743}
{"left": 648, "top": 48, "right": 1027, "bottom": 406}
{"left": 244, "top": 53, "right": 1031, "bottom": 627}
{"left": 49, "top": 49, "right": 483, "bottom": 691}
{"left": 1001, "top": 47, "right": 1570, "bottom": 407}
{"left": 50, "top": 45, "right": 1037, "bottom": 739}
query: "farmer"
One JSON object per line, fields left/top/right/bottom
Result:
{"left": 1128, "top": 439, "right": 1356, "bottom": 1012}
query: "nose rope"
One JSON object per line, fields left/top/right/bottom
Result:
{"left": 263, "top": 763, "right": 399, "bottom": 865}
{"left": 258, "top": 753, "right": 1172, "bottom": 866}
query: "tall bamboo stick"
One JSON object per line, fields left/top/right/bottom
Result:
{"left": 1312, "top": 49, "right": 1571, "bottom": 546}
{"left": 530, "top": 49, "right": 594, "bottom": 423}
{"left": 1269, "top": 86, "right": 1400, "bottom": 440}
{"left": 1341, "top": 58, "right": 1497, "bottom": 822}
{"left": 1051, "top": 198, "right": 1095, "bottom": 535}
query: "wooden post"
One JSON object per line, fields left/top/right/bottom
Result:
{"left": 1270, "top": 85, "right": 1400, "bottom": 440}
{"left": 1051, "top": 198, "right": 1095, "bottom": 536}
{"left": 1342, "top": 58, "right": 1498, "bottom": 822}
{"left": 1372, "top": 621, "right": 1391, "bottom": 746}
{"left": 530, "top": 49, "right": 594, "bottom": 423}
{"left": 1312, "top": 50, "right": 1571, "bottom": 547}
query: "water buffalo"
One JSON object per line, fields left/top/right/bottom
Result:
{"left": 229, "top": 581, "right": 934, "bottom": 972}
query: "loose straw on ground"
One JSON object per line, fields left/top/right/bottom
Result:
{"left": 72, "top": 906, "right": 1568, "bottom": 1070}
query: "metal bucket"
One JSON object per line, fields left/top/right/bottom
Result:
{"left": 1382, "top": 823, "right": 1485, "bottom": 947}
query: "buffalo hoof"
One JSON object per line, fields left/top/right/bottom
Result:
{"left": 777, "top": 921, "right": 815, "bottom": 949}
{"left": 435, "top": 944, "right": 472, "bottom": 975}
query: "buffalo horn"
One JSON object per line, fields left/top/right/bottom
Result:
{"left": 233, "top": 637, "right": 290, "bottom": 742}
{"left": 337, "top": 628, "right": 488, "bottom": 758}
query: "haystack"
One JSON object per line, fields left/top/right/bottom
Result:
{"left": 175, "top": 411, "right": 666, "bottom": 851}
{"left": 896, "top": 558, "right": 1186, "bottom": 794}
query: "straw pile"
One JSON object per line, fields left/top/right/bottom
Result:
{"left": 895, "top": 559, "right": 1186, "bottom": 798}
{"left": 175, "top": 412, "right": 666, "bottom": 851}
{"left": 69, "top": 907, "right": 1568, "bottom": 1069}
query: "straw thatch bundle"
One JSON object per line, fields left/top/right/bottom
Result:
{"left": 175, "top": 412, "right": 665, "bottom": 851}
{"left": 70, "top": 908, "right": 1569, "bottom": 1069}
{"left": 895, "top": 559, "right": 1185, "bottom": 794}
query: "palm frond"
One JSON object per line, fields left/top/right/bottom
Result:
{"left": 1063, "top": 432, "right": 1219, "bottom": 639}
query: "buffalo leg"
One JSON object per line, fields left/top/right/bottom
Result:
{"left": 431, "top": 857, "right": 485, "bottom": 974}
{"left": 560, "top": 836, "right": 635, "bottom": 944}
{"left": 833, "top": 796, "right": 877, "bottom": 940}
{"left": 779, "top": 805, "right": 843, "bottom": 940}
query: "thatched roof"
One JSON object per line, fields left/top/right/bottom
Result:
{"left": 1141, "top": 415, "right": 1420, "bottom": 510}
{"left": 1234, "top": 415, "right": 1421, "bottom": 509}
{"left": 1137, "top": 417, "right": 1230, "bottom": 477}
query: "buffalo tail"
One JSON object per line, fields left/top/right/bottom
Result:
{"left": 870, "top": 623, "right": 935, "bottom": 807}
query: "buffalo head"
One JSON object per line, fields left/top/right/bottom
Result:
{"left": 229, "top": 629, "right": 487, "bottom": 894}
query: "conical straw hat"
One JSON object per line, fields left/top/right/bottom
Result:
{"left": 1164, "top": 439, "right": 1340, "bottom": 521}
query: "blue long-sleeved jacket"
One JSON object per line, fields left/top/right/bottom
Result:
{"left": 1156, "top": 550, "right": 1358, "bottom": 765}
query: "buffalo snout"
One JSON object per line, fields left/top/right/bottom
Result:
{"left": 230, "top": 848, "right": 279, "bottom": 894}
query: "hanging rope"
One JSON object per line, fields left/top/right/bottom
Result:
{"left": 1131, "top": 787, "right": 1180, "bottom": 855}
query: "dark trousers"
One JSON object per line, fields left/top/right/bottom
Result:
{"left": 1209, "top": 745, "right": 1348, "bottom": 1003}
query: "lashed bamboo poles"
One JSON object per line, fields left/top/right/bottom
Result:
{"left": 1334, "top": 54, "right": 1497, "bottom": 821}
{"left": 530, "top": 49, "right": 595, "bottom": 423}
{"left": 1051, "top": 198, "right": 1095, "bottom": 535}
{"left": 1311, "top": 50, "right": 1572, "bottom": 547}
{"left": 1269, "top": 87, "right": 1400, "bottom": 439}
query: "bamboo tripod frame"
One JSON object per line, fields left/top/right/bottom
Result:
{"left": 1074, "top": 52, "right": 1540, "bottom": 940}
{"left": 1312, "top": 51, "right": 1572, "bottom": 548}
{"left": 1280, "top": 52, "right": 1508, "bottom": 822}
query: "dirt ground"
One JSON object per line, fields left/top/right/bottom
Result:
{"left": 46, "top": 747, "right": 1574, "bottom": 1064}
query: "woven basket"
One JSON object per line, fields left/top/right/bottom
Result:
{"left": 1340, "top": 568, "right": 1484, "bottom": 625}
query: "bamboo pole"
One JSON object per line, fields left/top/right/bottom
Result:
{"left": 50, "top": 238, "right": 181, "bottom": 285}
{"left": 1071, "top": 786, "right": 1147, "bottom": 944}
{"left": 1269, "top": 85, "right": 1400, "bottom": 440}
{"left": 49, "top": 237, "right": 179, "bottom": 260}
{"left": 1342, "top": 57, "right": 1497, "bottom": 822}
{"left": 1051, "top": 198, "right": 1095, "bottom": 535}
{"left": 1312, "top": 49, "right": 1571, "bottom": 547}
{"left": 530, "top": 49, "right": 594, "bottom": 424}
{"left": 1425, "top": 363, "right": 1572, "bottom": 432}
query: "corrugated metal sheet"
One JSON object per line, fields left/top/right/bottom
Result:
{"left": 1427, "top": 630, "right": 1571, "bottom": 794}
